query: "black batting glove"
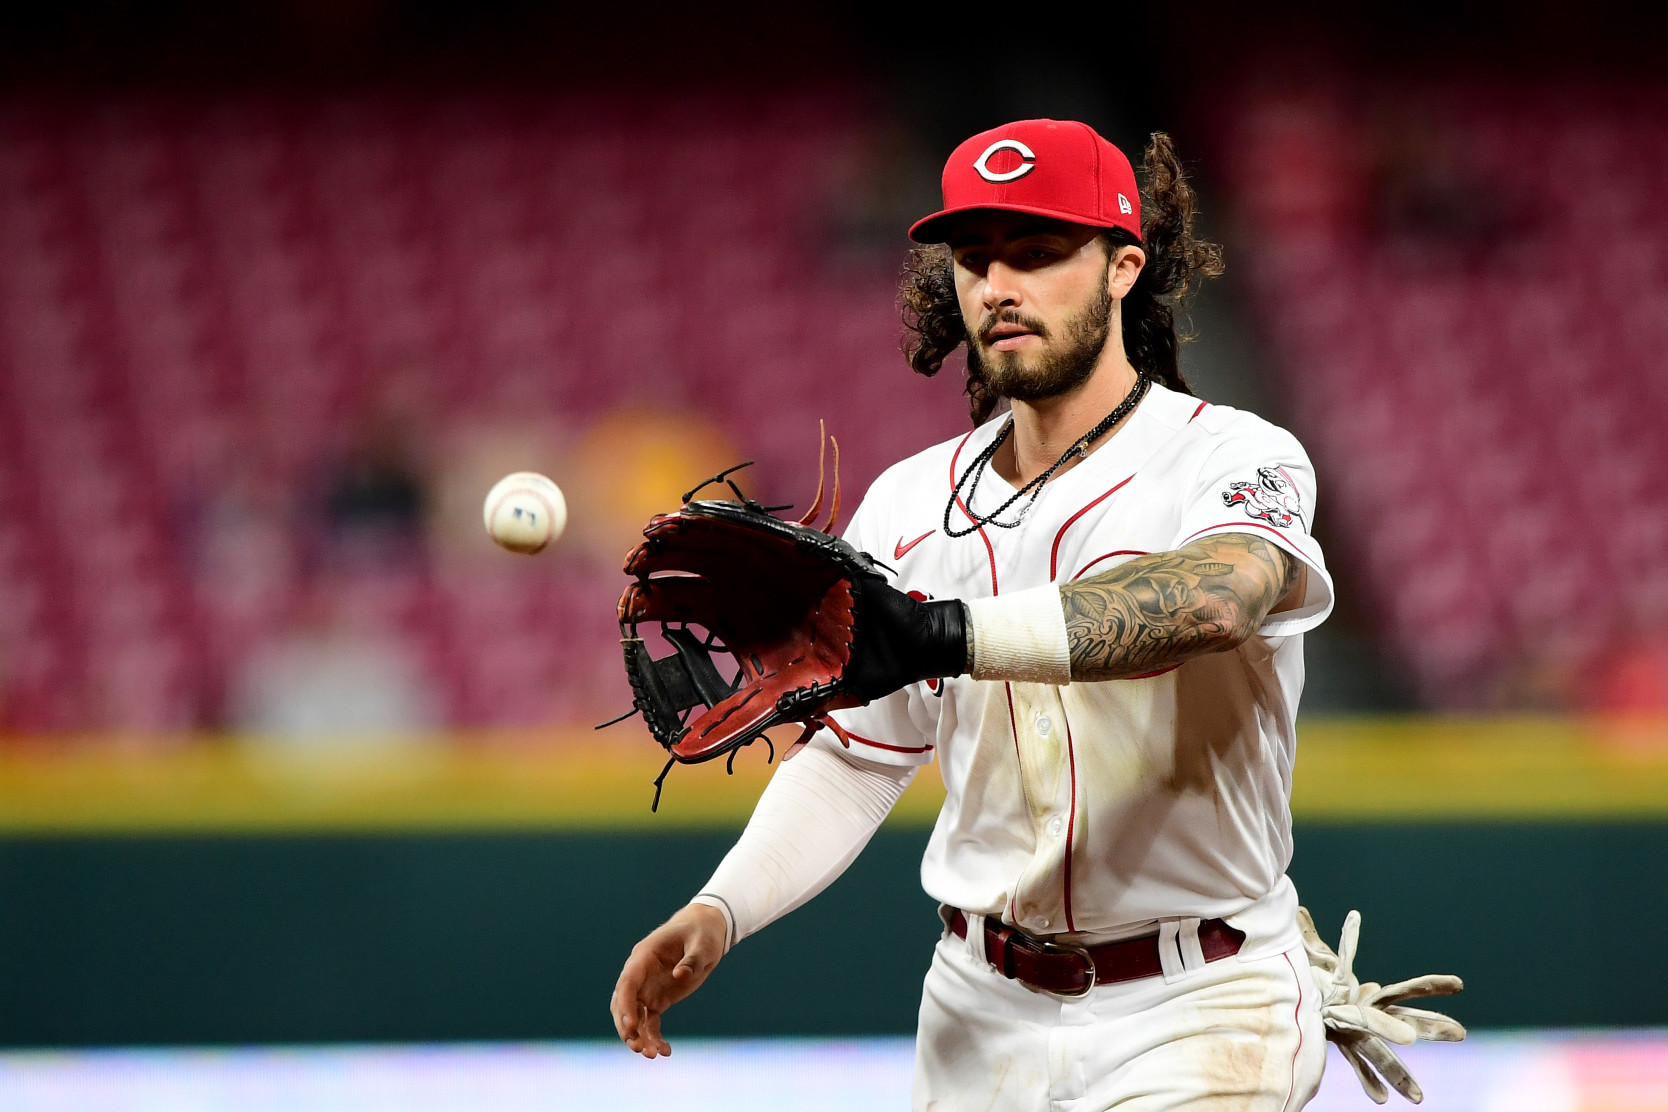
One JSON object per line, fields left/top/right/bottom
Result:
{"left": 845, "top": 574, "right": 967, "bottom": 703}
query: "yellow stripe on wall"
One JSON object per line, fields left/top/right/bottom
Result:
{"left": 0, "top": 734, "right": 803, "bottom": 833}
{"left": 0, "top": 717, "right": 1664, "bottom": 833}
{"left": 1292, "top": 717, "right": 1668, "bottom": 820}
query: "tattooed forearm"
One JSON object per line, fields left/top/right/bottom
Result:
{"left": 1060, "top": 534, "right": 1299, "bottom": 681}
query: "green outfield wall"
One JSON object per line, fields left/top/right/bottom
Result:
{"left": 1, "top": 718, "right": 1664, "bottom": 1045}
{"left": 1, "top": 821, "right": 1665, "bottom": 1046}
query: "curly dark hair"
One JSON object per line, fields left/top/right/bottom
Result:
{"left": 900, "top": 132, "right": 1225, "bottom": 425}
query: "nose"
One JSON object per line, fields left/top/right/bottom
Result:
{"left": 982, "top": 259, "right": 1022, "bottom": 312}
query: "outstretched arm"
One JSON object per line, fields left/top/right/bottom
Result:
{"left": 610, "top": 743, "right": 914, "bottom": 1058}
{"left": 612, "top": 903, "right": 728, "bottom": 1058}
{"left": 841, "top": 534, "right": 1307, "bottom": 699}
{"left": 1059, "top": 533, "right": 1302, "bottom": 681}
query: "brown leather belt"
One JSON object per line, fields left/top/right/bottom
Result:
{"left": 944, "top": 906, "right": 1245, "bottom": 998}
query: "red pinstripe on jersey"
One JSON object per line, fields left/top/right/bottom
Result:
{"left": 1049, "top": 475, "right": 1135, "bottom": 580}
{"left": 1069, "top": 549, "right": 1150, "bottom": 581}
{"left": 1003, "top": 682, "right": 1023, "bottom": 924}
{"left": 843, "top": 729, "right": 933, "bottom": 754}
{"left": 949, "top": 432, "right": 999, "bottom": 596}
{"left": 1062, "top": 712, "right": 1078, "bottom": 932}
{"left": 1181, "top": 520, "right": 1309, "bottom": 547}
{"left": 1279, "top": 949, "right": 1307, "bottom": 1112}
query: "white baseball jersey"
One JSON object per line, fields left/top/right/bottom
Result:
{"left": 827, "top": 382, "right": 1334, "bottom": 958}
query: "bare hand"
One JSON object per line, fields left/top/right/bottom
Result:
{"left": 611, "top": 903, "right": 728, "bottom": 1058}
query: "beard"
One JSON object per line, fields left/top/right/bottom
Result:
{"left": 966, "top": 276, "right": 1114, "bottom": 404}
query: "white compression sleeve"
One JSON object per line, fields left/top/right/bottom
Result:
{"left": 966, "top": 584, "right": 1073, "bottom": 685}
{"left": 690, "top": 742, "right": 915, "bottom": 950}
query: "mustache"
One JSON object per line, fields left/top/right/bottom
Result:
{"left": 977, "top": 310, "right": 1050, "bottom": 345}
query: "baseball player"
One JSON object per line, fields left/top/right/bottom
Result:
{"left": 612, "top": 120, "right": 1457, "bottom": 1110}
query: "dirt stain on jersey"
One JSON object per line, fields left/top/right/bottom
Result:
{"left": 923, "top": 1053, "right": 1028, "bottom": 1112}
{"left": 983, "top": 1057, "right": 1015, "bottom": 1112}
{"left": 1057, "top": 674, "right": 1167, "bottom": 802}
{"left": 957, "top": 682, "right": 1029, "bottom": 840}
{"left": 1170, "top": 652, "right": 1259, "bottom": 797}
{"left": 1007, "top": 681, "right": 1071, "bottom": 828}
{"left": 1187, "top": 1000, "right": 1281, "bottom": 1111}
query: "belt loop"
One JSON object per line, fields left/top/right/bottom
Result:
{"left": 1158, "top": 920, "right": 1186, "bottom": 984}
{"left": 990, "top": 926, "right": 1015, "bottom": 979}
{"left": 1178, "top": 917, "right": 1207, "bottom": 973}
{"left": 966, "top": 912, "right": 988, "bottom": 966}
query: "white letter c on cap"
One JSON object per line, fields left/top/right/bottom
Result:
{"left": 973, "top": 139, "right": 1036, "bottom": 183}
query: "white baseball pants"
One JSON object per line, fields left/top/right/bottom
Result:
{"left": 913, "top": 920, "right": 1325, "bottom": 1112}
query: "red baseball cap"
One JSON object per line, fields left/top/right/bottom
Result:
{"left": 908, "top": 119, "right": 1143, "bottom": 244}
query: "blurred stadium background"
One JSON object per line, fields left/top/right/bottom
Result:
{"left": 1, "top": 1, "right": 1665, "bottom": 1107}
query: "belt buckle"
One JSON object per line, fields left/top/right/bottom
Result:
{"left": 1034, "top": 936, "right": 1096, "bottom": 999}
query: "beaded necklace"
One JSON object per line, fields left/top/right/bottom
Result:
{"left": 943, "top": 373, "right": 1151, "bottom": 538}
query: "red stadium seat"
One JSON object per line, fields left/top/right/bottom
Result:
{"left": 1227, "top": 81, "right": 1668, "bottom": 708}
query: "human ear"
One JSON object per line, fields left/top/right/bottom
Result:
{"left": 1107, "top": 245, "right": 1145, "bottom": 299}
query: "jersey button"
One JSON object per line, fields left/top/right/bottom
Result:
{"left": 1036, "top": 714, "right": 1053, "bottom": 736}
{"left": 1047, "top": 816, "right": 1064, "bottom": 837}
{"left": 1036, "top": 917, "right": 1051, "bottom": 930}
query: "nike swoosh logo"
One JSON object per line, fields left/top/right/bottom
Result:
{"left": 894, "top": 531, "right": 934, "bottom": 559}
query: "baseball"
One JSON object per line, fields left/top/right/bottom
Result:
{"left": 483, "top": 472, "right": 567, "bottom": 554}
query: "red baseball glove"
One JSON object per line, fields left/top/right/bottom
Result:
{"left": 607, "top": 431, "right": 964, "bottom": 810}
